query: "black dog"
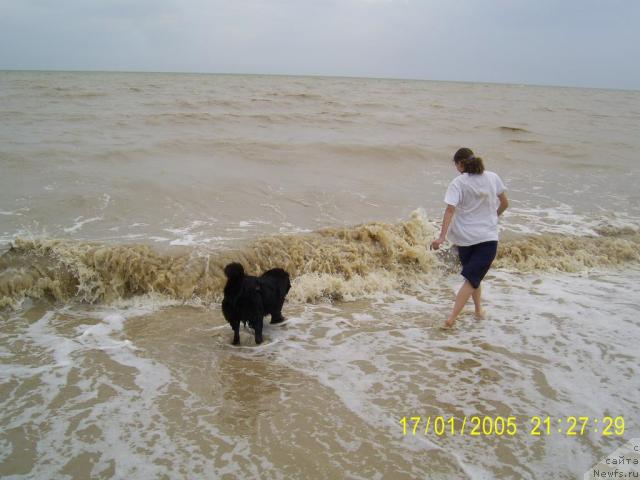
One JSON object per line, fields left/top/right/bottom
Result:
{"left": 222, "top": 262, "right": 291, "bottom": 345}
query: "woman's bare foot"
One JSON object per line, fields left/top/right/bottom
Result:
{"left": 442, "top": 318, "right": 455, "bottom": 329}
{"left": 474, "top": 309, "right": 486, "bottom": 320}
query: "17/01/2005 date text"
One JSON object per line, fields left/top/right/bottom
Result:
{"left": 399, "top": 416, "right": 625, "bottom": 436}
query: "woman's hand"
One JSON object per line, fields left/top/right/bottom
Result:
{"left": 431, "top": 237, "right": 446, "bottom": 250}
{"left": 433, "top": 204, "right": 454, "bottom": 250}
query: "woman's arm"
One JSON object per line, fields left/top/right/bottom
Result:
{"left": 497, "top": 192, "right": 509, "bottom": 216}
{"left": 431, "top": 204, "right": 455, "bottom": 250}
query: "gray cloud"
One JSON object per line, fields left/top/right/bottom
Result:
{"left": 0, "top": 0, "right": 638, "bottom": 89}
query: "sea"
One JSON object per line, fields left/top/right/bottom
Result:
{"left": 1, "top": 71, "right": 639, "bottom": 479}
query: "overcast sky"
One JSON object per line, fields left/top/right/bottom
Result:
{"left": 0, "top": 0, "right": 638, "bottom": 90}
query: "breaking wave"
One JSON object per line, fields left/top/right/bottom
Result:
{"left": 495, "top": 227, "right": 640, "bottom": 271}
{"left": 498, "top": 126, "right": 531, "bottom": 133}
{"left": 1, "top": 211, "right": 639, "bottom": 309}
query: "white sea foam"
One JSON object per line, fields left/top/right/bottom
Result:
{"left": 101, "top": 194, "right": 111, "bottom": 210}
{"left": 506, "top": 204, "right": 640, "bottom": 237}
{"left": 238, "top": 219, "right": 271, "bottom": 228}
{"left": 0, "top": 301, "right": 262, "bottom": 479}
{"left": 63, "top": 216, "right": 104, "bottom": 233}
{"left": 163, "top": 220, "right": 226, "bottom": 246}
{"left": 149, "top": 236, "right": 171, "bottom": 242}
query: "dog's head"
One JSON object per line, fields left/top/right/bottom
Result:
{"left": 224, "top": 262, "right": 245, "bottom": 280}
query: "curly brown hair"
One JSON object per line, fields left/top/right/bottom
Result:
{"left": 453, "top": 147, "right": 485, "bottom": 174}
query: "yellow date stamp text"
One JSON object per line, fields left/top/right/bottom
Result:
{"left": 399, "top": 416, "right": 625, "bottom": 437}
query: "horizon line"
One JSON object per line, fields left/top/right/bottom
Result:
{"left": 0, "top": 67, "right": 637, "bottom": 93}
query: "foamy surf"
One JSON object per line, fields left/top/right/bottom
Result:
{"left": 1, "top": 210, "right": 639, "bottom": 309}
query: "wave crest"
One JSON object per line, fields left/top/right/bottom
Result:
{"left": 0, "top": 211, "right": 439, "bottom": 307}
{"left": 1, "top": 212, "right": 639, "bottom": 308}
{"left": 496, "top": 231, "right": 640, "bottom": 272}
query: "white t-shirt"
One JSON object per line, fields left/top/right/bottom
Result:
{"left": 444, "top": 171, "right": 506, "bottom": 246}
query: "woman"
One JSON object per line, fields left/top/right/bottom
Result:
{"left": 431, "top": 148, "right": 509, "bottom": 328}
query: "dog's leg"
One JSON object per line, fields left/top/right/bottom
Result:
{"left": 231, "top": 319, "right": 240, "bottom": 345}
{"left": 253, "top": 316, "right": 264, "bottom": 344}
{"left": 270, "top": 292, "right": 287, "bottom": 324}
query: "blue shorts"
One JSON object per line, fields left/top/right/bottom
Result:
{"left": 457, "top": 241, "right": 498, "bottom": 289}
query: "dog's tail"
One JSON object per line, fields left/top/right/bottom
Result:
{"left": 224, "top": 262, "right": 245, "bottom": 281}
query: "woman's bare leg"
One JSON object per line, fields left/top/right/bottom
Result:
{"left": 444, "top": 280, "right": 475, "bottom": 328}
{"left": 472, "top": 285, "right": 485, "bottom": 319}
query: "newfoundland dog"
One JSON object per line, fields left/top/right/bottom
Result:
{"left": 222, "top": 262, "right": 291, "bottom": 345}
